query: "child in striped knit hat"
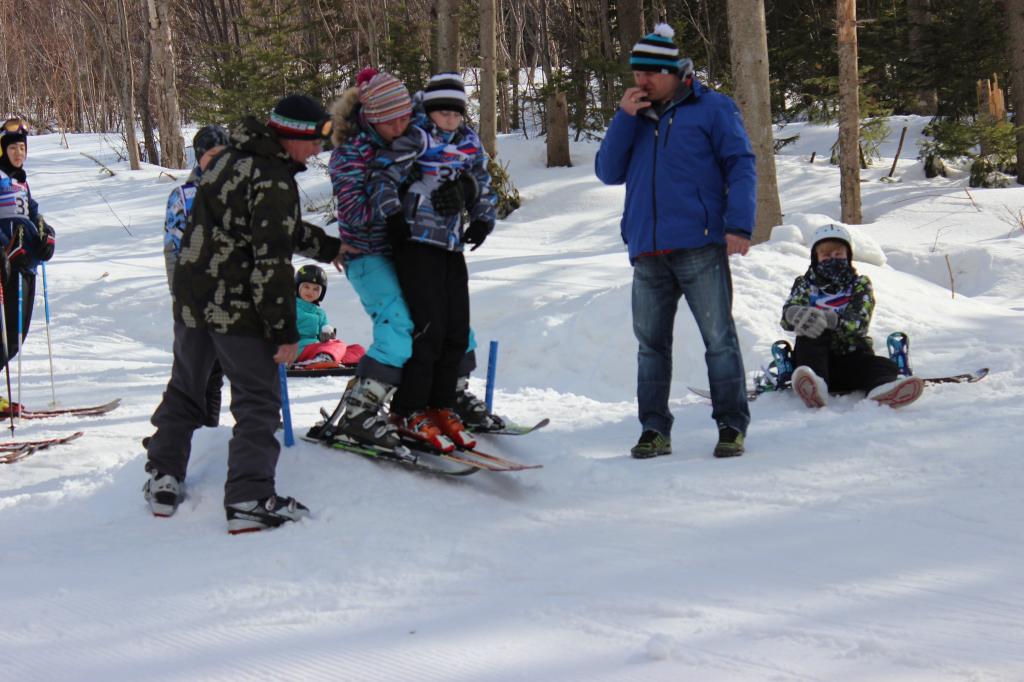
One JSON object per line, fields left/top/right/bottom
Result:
{"left": 318, "top": 69, "right": 500, "bottom": 452}
{"left": 363, "top": 71, "right": 498, "bottom": 452}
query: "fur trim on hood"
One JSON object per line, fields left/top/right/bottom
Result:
{"left": 330, "top": 87, "right": 362, "bottom": 146}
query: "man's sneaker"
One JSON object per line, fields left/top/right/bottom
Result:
{"left": 867, "top": 376, "right": 924, "bottom": 409}
{"left": 225, "top": 495, "right": 310, "bottom": 534}
{"left": 142, "top": 469, "right": 184, "bottom": 517}
{"left": 395, "top": 411, "right": 455, "bottom": 453}
{"left": 454, "top": 376, "right": 505, "bottom": 430}
{"left": 792, "top": 366, "right": 828, "bottom": 408}
{"left": 426, "top": 407, "right": 476, "bottom": 449}
{"left": 630, "top": 430, "right": 671, "bottom": 459}
{"left": 713, "top": 425, "right": 745, "bottom": 458}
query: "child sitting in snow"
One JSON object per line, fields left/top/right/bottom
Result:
{"left": 780, "top": 223, "right": 924, "bottom": 408}
{"left": 292, "top": 265, "right": 365, "bottom": 369}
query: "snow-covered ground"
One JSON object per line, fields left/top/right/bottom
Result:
{"left": 2, "top": 116, "right": 1023, "bottom": 681}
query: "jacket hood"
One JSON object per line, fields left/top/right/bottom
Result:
{"left": 329, "top": 87, "right": 362, "bottom": 146}
{"left": 230, "top": 117, "right": 296, "bottom": 168}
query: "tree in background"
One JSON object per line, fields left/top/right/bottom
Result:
{"left": 726, "top": 0, "right": 782, "bottom": 244}
{"left": 837, "top": 0, "right": 861, "bottom": 224}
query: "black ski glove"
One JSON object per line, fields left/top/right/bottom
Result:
{"left": 386, "top": 213, "right": 410, "bottom": 254}
{"left": 458, "top": 173, "right": 479, "bottom": 210}
{"left": 431, "top": 180, "right": 464, "bottom": 217}
{"left": 36, "top": 216, "right": 55, "bottom": 262}
{"left": 463, "top": 220, "right": 493, "bottom": 251}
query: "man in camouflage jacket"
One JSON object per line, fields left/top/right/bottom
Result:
{"left": 145, "top": 95, "right": 342, "bottom": 533}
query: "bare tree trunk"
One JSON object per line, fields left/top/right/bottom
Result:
{"left": 546, "top": 91, "right": 571, "bottom": 167}
{"left": 1006, "top": 0, "right": 1024, "bottom": 184}
{"left": 617, "top": 0, "right": 645, "bottom": 69}
{"left": 837, "top": 0, "right": 861, "bottom": 224}
{"left": 726, "top": 0, "right": 782, "bottom": 244}
{"left": 147, "top": 0, "right": 185, "bottom": 168}
{"left": 139, "top": 37, "right": 160, "bottom": 165}
{"left": 907, "top": 0, "right": 938, "bottom": 115}
{"left": 434, "top": 0, "right": 460, "bottom": 72}
{"left": 479, "top": 0, "right": 498, "bottom": 158}
{"left": 116, "top": 0, "right": 141, "bottom": 170}
{"left": 509, "top": 2, "right": 524, "bottom": 130}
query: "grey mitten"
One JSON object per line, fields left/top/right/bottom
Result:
{"left": 785, "top": 306, "right": 828, "bottom": 338}
{"left": 822, "top": 309, "right": 839, "bottom": 330}
{"left": 319, "top": 325, "right": 337, "bottom": 342}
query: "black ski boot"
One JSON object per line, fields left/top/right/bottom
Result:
{"left": 226, "top": 495, "right": 309, "bottom": 534}
{"left": 143, "top": 468, "right": 185, "bottom": 517}
{"left": 454, "top": 376, "right": 505, "bottom": 431}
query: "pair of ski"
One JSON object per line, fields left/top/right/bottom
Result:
{"left": 305, "top": 415, "right": 548, "bottom": 476}
{"left": 0, "top": 399, "right": 120, "bottom": 463}
{"left": 688, "top": 368, "right": 989, "bottom": 402}
{"left": 0, "top": 431, "right": 86, "bottom": 464}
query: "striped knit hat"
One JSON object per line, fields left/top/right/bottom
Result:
{"left": 422, "top": 73, "right": 467, "bottom": 115}
{"left": 357, "top": 68, "right": 413, "bottom": 124}
{"left": 268, "top": 94, "right": 330, "bottom": 140}
{"left": 630, "top": 23, "right": 682, "bottom": 74}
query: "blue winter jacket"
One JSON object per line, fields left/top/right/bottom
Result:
{"left": 594, "top": 78, "right": 757, "bottom": 263}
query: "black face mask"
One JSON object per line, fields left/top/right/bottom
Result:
{"left": 814, "top": 258, "right": 853, "bottom": 284}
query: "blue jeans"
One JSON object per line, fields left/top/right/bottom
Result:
{"left": 632, "top": 244, "right": 750, "bottom": 436}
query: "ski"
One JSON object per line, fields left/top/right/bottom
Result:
{"left": 476, "top": 417, "right": 550, "bottom": 437}
{"left": 397, "top": 432, "right": 542, "bottom": 472}
{"left": 0, "top": 431, "right": 85, "bottom": 463}
{"left": 15, "top": 399, "right": 122, "bottom": 420}
{"left": 688, "top": 368, "right": 989, "bottom": 402}
{"left": 286, "top": 365, "right": 357, "bottom": 378}
{"left": 301, "top": 434, "right": 480, "bottom": 476}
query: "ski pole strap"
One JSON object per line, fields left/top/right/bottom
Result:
{"left": 278, "top": 364, "right": 294, "bottom": 447}
{"left": 485, "top": 340, "right": 498, "bottom": 414}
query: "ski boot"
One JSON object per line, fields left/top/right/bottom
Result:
{"left": 454, "top": 376, "right": 505, "bottom": 431}
{"left": 225, "top": 494, "right": 309, "bottom": 534}
{"left": 393, "top": 411, "right": 455, "bottom": 453}
{"left": 308, "top": 377, "right": 402, "bottom": 450}
{"left": 143, "top": 468, "right": 185, "bottom": 517}
{"left": 426, "top": 407, "right": 477, "bottom": 449}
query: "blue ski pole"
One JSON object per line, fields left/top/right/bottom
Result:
{"left": 485, "top": 340, "right": 498, "bottom": 414}
{"left": 41, "top": 262, "right": 57, "bottom": 405}
{"left": 278, "top": 364, "right": 295, "bottom": 447}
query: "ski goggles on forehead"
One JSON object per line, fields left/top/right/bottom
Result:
{"left": 316, "top": 117, "right": 332, "bottom": 139}
{"left": 2, "top": 118, "right": 27, "bottom": 134}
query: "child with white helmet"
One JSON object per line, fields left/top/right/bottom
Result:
{"left": 780, "top": 223, "right": 924, "bottom": 408}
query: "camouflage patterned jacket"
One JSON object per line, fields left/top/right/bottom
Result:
{"left": 780, "top": 268, "right": 876, "bottom": 354}
{"left": 173, "top": 117, "right": 341, "bottom": 345}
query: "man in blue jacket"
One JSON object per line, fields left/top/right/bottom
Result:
{"left": 595, "top": 23, "right": 755, "bottom": 459}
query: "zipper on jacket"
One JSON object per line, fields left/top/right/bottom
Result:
{"left": 663, "top": 110, "right": 677, "bottom": 147}
{"left": 652, "top": 123, "right": 659, "bottom": 251}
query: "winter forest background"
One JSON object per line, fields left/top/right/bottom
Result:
{"left": 5, "top": 0, "right": 1024, "bottom": 227}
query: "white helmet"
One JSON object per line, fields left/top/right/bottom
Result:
{"left": 810, "top": 223, "right": 853, "bottom": 263}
